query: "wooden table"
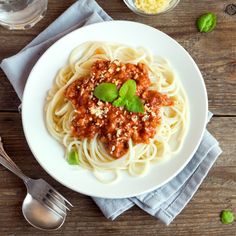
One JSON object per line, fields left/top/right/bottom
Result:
{"left": 0, "top": 0, "right": 236, "bottom": 235}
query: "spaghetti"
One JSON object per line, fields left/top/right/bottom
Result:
{"left": 45, "top": 42, "right": 188, "bottom": 183}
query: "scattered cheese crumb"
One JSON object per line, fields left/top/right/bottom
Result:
{"left": 116, "top": 129, "right": 122, "bottom": 137}
{"left": 131, "top": 116, "right": 138, "bottom": 122}
{"left": 108, "top": 68, "right": 114, "bottom": 73}
{"left": 97, "top": 101, "right": 103, "bottom": 106}
{"left": 104, "top": 107, "right": 109, "bottom": 114}
{"left": 145, "top": 104, "right": 151, "bottom": 112}
{"left": 142, "top": 114, "right": 149, "bottom": 121}
{"left": 89, "top": 106, "right": 104, "bottom": 118}
{"left": 113, "top": 60, "right": 119, "bottom": 65}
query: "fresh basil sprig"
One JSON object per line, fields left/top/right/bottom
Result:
{"left": 93, "top": 79, "right": 144, "bottom": 113}
{"left": 113, "top": 80, "right": 144, "bottom": 113}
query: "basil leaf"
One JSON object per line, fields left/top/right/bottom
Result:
{"left": 220, "top": 210, "right": 235, "bottom": 224}
{"left": 67, "top": 150, "right": 79, "bottom": 165}
{"left": 94, "top": 83, "right": 118, "bottom": 102}
{"left": 125, "top": 96, "right": 144, "bottom": 113}
{"left": 112, "top": 97, "right": 126, "bottom": 107}
{"left": 119, "top": 80, "right": 136, "bottom": 98}
{"left": 197, "top": 12, "right": 217, "bottom": 33}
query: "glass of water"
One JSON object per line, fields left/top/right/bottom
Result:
{"left": 0, "top": 0, "right": 48, "bottom": 30}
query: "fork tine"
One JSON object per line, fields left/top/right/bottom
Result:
{"left": 48, "top": 188, "right": 73, "bottom": 207}
{"left": 47, "top": 192, "right": 71, "bottom": 211}
{"left": 41, "top": 198, "right": 65, "bottom": 219}
{"left": 44, "top": 196, "right": 67, "bottom": 215}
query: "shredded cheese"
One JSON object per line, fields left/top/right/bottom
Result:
{"left": 135, "top": 0, "right": 171, "bottom": 14}
{"left": 89, "top": 106, "right": 104, "bottom": 117}
{"left": 116, "top": 129, "right": 122, "bottom": 137}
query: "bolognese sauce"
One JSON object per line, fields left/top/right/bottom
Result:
{"left": 65, "top": 60, "right": 173, "bottom": 158}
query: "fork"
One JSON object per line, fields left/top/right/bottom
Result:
{"left": 0, "top": 137, "right": 73, "bottom": 221}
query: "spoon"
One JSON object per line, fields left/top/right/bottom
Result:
{"left": 22, "top": 192, "right": 66, "bottom": 230}
{"left": 0, "top": 137, "right": 72, "bottom": 230}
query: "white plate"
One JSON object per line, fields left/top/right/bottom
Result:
{"left": 22, "top": 21, "right": 208, "bottom": 198}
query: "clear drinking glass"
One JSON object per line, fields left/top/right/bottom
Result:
{"left": 0, "top": 0, "right": 48, "bottom": 30}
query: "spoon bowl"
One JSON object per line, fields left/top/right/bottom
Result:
{"left": 22, "top": 193, "right": 66, "bottom": 230}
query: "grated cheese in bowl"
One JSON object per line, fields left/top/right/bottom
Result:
{"left": 123, "top": 0, "right": 180, "bottom": 15}
{"left": 135, "top": 0, "right": 171, "bottom": 14}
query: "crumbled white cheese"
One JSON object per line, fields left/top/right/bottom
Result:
{"left": 113, "top": 60, "right": 119, "bottom": 65}
{"left": 142, "top": 114, "right": 149, "bottom": 121}
{"left": 116, "top": 129, "right": 122, "bottom": 137}
{"left": 89, "top": 106, "right": 104, "bottom": 117}
{"left": 108, "top": 68, "right": 114, "bottom": 73}
{"left": 104, "top": 107, "right": 109, "bottom": 114}
{"left": 144, "top": 104, "right": 151, "bottom": 112}
{"left": 135, "top": 0, "right": 170, "bottom": 14}
{"left": 131, "top": 116, "right": 138, "bottom": 122}
{"left": 151, "top": 111, "right": 156, "bottom": 116}
{"left": 97, "top": 101, "right": 103, "bottom": 106}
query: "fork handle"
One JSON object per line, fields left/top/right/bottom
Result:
{"left": 0, "top": 154, "right": 30, "bottom": 183}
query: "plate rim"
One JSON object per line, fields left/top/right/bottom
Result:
{"left": 21, "top": 20, "right": 208, "bottom": 198}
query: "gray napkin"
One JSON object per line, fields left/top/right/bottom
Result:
{"left": 0, "top": 0, "right": 222, "bottom": 225}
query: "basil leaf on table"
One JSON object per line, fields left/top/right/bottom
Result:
{"left": 220, "top": 210, "right": 235, "bottom": 224}
{"left": 94, "top": 83, "right": 118, "bottom": 102}
{"left": 197, "top": 12, "right": 217, "bottom": 33}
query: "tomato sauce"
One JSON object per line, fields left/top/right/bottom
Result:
{"left": 65, "top": 60, "right": 173, "bottom": 158}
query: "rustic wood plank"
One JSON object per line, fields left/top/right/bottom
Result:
{"left": 0, "top": 0, "right": 236, "bottom": 114}
{"left": 0, "top": 113, "right": 235, "bottom": 235}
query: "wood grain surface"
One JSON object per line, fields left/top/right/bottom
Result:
{"left": 0, "top": 0, "right": 236, "bottom": 235}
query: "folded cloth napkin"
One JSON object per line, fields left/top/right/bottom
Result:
{"left": 0, "top": 0, "right": 222, "bottom": 225}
